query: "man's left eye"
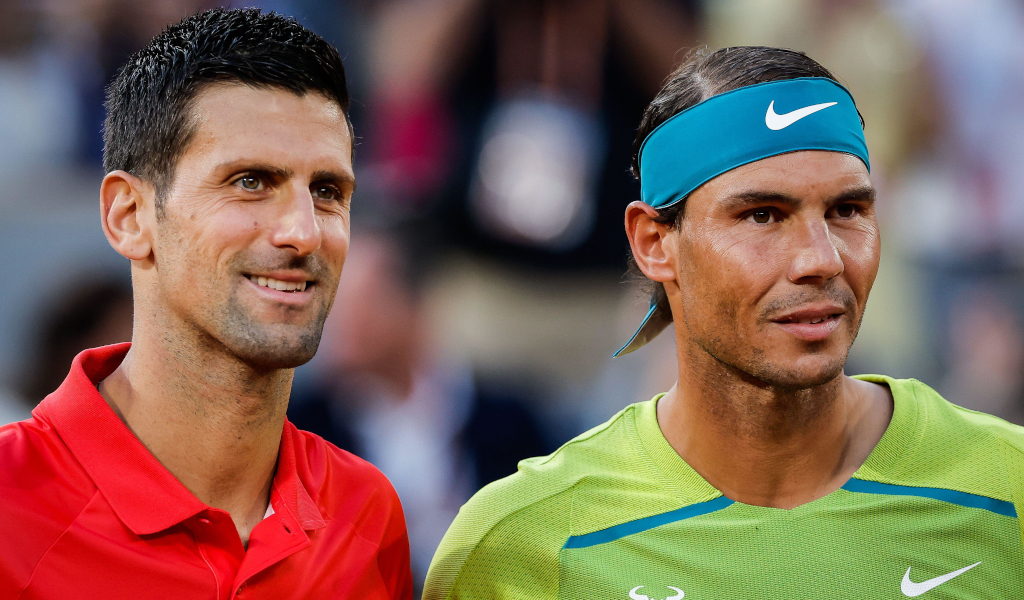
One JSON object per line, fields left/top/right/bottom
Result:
{"left": 835, "top": 204, "right": 857, "bottom": 218}
{"left": 749, "top": 209, "right": 774, "bottom": 224}
{"left": 312, "top": 185, "right": 337, "bottom": 200}
{"left": 237, "top": 175, "right": 263, "bottom": 191}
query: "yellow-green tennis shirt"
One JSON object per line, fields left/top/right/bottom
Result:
{"left": 424, "top": 376, "right": 1024, "bottom": 599}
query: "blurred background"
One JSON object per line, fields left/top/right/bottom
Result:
{"left": 1, "top": 0, "right": 1023, "bottom": 589}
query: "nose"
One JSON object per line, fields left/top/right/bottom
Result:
{"left": 269, "top": 182, "right": 322, "bottom": 256}
{"left": 787, "top": 218, "right": 844, "bottom": 283}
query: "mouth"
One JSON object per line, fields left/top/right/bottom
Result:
{"left": 244, "top": 274, "right": 315, "bottom": 294}
{"left": 773, "top": 313, "right": 841, "bottom": 325}
{"left": 769, "top": 305, "right": 846, "bottom": 342}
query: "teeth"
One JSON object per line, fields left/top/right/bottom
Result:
{"left": 247, "top": 275, "right": 307, "bottom": 292}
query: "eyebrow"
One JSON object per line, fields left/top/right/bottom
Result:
{"left": 214, "top": 161, "right": 292, "bottom": 179}
{"left": 215, "top": 162, "right": 356, "bottom": 191}
{"left": 311, "top": 169, "right": 357, "bottom": 192}
{"left": 719, "top": 185, "right": 876, "bottom": 211}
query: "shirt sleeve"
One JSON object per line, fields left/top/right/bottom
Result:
{"left": 998, "top": 439, "right": 1024, "bottom": 554}
{"left": 423, "top": 487, "right": 570, "bottom": 600}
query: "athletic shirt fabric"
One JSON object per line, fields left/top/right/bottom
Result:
{"left": 0, "top": 344, "right": 414, "bottom": 600}
{"left": 424, "top": 376, "right": 1024, "bottom": 599}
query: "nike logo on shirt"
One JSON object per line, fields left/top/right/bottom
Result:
{"left": 764, "top": 101, "right": 838, "bottom": 130}
{"left": 901, "top": 562, "right": 981, "bottom": 597}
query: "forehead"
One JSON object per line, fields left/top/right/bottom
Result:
{"left": 183, "top": 83, "right": 353, "bottom": 174}
{"left": 690, "top": 151, "right": 871, "bottom": 209}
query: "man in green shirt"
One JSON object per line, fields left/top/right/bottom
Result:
{"left": 424, "top": 46, "right": 1024, "bottom": 599}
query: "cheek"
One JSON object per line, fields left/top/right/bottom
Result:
{"left": 686, "top": 228, "right": 784, "bottom": 309}
{"left": 318, "top": 216, "right": 350, "bottom": 270}
{"left": 836, "top": 226, "right": 881, "bottom": 296}
{"left": 160, "top": 204, "right": 261, "bottom": 283}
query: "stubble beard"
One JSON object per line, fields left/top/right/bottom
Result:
{"left": 684, "top": 296, "right": 864, "bottom": 393}
{"left": 214, "top": 291, "right": 332, "bottom": 370}
{"left": 178, "top": 253, "right": 338, "bottom": 372}
{"left": 681, "top": 314, "right": 862, "bottom": 436}
{"left": 154, "top": 212, "right": 339, "bottom": 373}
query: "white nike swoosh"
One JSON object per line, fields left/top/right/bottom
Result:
{"left": 764, "top": 101, "right": 838, "bottom": 130}
{"left": 901, "top": 562, "right": 981, "bottom": 597}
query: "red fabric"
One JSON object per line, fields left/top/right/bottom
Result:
{"left": 0, "top": 343, "right": 413, "bottom": 600}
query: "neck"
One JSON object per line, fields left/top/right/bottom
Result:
{"left": 98, "top": 313, "right": 290, "bottom": 547}
{"left": 658, "top": 337, "right": 892, "bottom": 509}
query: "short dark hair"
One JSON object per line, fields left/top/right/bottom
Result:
{"left": 102, "top": 8, "right": 351, "bottom": 208}
{"left": 627, "top": 46, "right": 860, "bottom": 300}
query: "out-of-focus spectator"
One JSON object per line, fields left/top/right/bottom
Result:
{"left": 341, "top": 0, "right": 699, "bottom": 419}
{"left": 20, "top": 279, "right": 133, "bottom": 406}
{"left": 41, "top": 0, "right": 214, "bottom": 165}
{"left": 893, "top": 0, "right": 1024, "bottom": 260}
{"left": 886, "top": 0, "right": 1024, "bottom": 421}
{"left": 938, "top": 288, "right": 1024, "bottom": 424}
{"left": 288, "top": 229, "right": 550, "bottom": 589}
{"left": 0, "top": 0, "right": 80, "bottom": 185}
{"left": 362, "top": 0, "right": 698, "bottom": 268}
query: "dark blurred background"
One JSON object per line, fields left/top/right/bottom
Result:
{"left": 2, "top": 0, "right": 1022, "bottom": 589}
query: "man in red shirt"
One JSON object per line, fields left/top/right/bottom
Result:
{"left": 0, "top": 8, "right": 412, "bottom": 600}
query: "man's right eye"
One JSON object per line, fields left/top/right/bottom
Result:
{"left": 749, "top": 209, "right": 773, "bottom": 224}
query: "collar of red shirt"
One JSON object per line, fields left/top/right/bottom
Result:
{"left": 35, "top": 343, "right": 327, "bottom": 536}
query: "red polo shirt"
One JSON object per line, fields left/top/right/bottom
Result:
{"left": 0, "top": 343, "right": 413, "bottom": 600}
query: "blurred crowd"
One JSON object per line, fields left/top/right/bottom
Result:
{"left": 1, "top": 0, "right": 1023, "bottom": 589}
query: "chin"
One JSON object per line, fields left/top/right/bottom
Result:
{"left": 211, "top": 297, "right": 330, "bottom": 369}
{"left": 697, "top": 331, "right": 851, "bottom": 391}
{"left": 229, "top": 333, "right": 322, "bottom": 370}
{"left": 212, "top": 315, "right": 327, "bottom": 370}
{"left": 747, "top": 353, "right": 848, "bottom": 390}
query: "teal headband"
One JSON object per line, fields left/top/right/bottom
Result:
{"left": 616, "top": 77, "right": 870, "bottom": 357}
{"left": 639, "top": 77, "right": 869, "bottom": 209}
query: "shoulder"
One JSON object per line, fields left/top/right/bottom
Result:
{"left": 448, "top": 399, "right": 645, "bottom": 543}
{"left": 0, "top": 415, "right": 96, "bottom": 596}
{"left": 0, "top": 414, "right": 95, "bottom": 506}
{"left": 914, "top": 379, "right": 1024, "bottom": 497}
{"left": 862, "top": 376, "right": 1024, "bottom": 503}
{"left": 289, "top": 422, "right": 412, "bottom": 597}
{"left": 424, "top": 403, "right": 648, "bottom": 600}
{"left": 288, "top": 422, "right": 404, "bottom": 535}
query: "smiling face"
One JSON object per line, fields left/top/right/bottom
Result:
{"left": 665, "top": 151, "right": 879, "bottom": 389}
{"left": 149, "top": 83, "right": 354, "bottom": 369}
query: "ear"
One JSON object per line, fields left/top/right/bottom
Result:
{"left": 99, "top": 170, "right": 156, "bottom": 262}
{"left": 625, "top": 201, "right": 678, "bottom": 283}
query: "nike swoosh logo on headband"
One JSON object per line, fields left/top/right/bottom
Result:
{"left": 765, "top": 100, "right": 838, "bottom": 130}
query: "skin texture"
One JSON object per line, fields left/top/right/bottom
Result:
{"left": 626, "top": 151, "right": 894, "bottom": 509}
{"left": 97, "top": 83, "right": 354, "bottom": 545}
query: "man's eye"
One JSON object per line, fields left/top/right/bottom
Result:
{"left": 238, "top": 176, "right": 262, "bottom": 190}
{"left": 312, "top": 185, "right": 338, "bottom": 201}
{"left": 836, "top": 203, "right": 857, "bottom": 218}
{"left": 749, "top": 209, "right": 773, "bottom": 224}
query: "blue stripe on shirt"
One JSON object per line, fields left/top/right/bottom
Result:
{"left": 563, "top": 495, "right": 735, "bottom": 549}
{"left": 842, "top": 478, "right": 1017, "bottom": 518}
